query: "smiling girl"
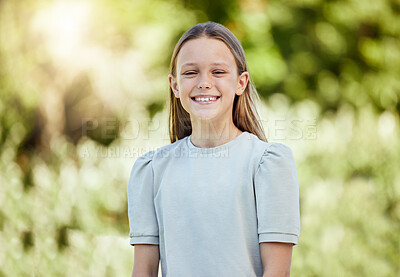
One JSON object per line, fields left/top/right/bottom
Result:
{"left": 127, "top": 22, "right": 300, "bottom": 277}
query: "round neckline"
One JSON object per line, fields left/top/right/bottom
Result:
{"left": 186, "top": 131, "right": 249, "bottom": 153}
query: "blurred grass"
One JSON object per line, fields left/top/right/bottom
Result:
{"left": 0, "top": 0, "right": 399, "bottom": 276}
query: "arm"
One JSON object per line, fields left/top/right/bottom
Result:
{"left": 131, "top": 244, "right": 160, "bottom": 277}
{"left": 260, "top": 242, "right": 293, "bottom": 277}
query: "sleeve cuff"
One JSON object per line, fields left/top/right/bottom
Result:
{"left": 129, "top": 236, "right": 159, "bottom": 246}
{"left": 259, "top": 233, "right": 299, "bottom": 245}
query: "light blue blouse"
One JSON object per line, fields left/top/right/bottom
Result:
{"left": 127, "top": 131, "right": 300, "bottom": 277}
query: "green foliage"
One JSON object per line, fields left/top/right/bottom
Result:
{"left": 0, "top": 0, "right": 399, "bottom": 276}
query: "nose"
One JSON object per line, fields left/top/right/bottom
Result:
{"left": 198, "top": 74, "right": 212, "bottom": 89}
{"left": 198, "top": 82, "right": 211, "bottom": 89}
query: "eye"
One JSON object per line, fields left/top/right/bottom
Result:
{"left": 183, "top": 71, "right": 197, "bottom": 75}
{"left": 213, "top": 70, "right": 226, "bottom": 75}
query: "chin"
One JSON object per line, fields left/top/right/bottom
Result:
{"left": 191, "top": 113, "right": 218, "bottom": 122}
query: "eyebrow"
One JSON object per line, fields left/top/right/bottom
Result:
{"left": 180, "top": 62, "right": 230, "bottom": 68}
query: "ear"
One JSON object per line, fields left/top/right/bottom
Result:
{"left": 168, "top": 74, "right": 180, "bottom": 98}
{"left": 236, "top": 71, "right": 249, "bottom": 96}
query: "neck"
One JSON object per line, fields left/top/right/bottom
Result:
{"left": 190, "top": 119, "right": 243, "bottom": 148}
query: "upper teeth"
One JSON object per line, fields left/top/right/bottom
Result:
{"left": 195, "top": 97, "right": 217, "bottom": 101}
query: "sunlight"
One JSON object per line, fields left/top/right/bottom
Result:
{"left": 32, "top": 0, "right": 92, "bottom": 60}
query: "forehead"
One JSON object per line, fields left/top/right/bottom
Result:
{"left": 177, "top": 38, "right": 236, "bottom": 68}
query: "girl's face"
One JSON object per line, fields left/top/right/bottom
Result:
{"left": 169, "top": 37, "right": 249, "bottom": 126}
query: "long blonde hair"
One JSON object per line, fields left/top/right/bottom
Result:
{"left": 168, "top": 22, "right": 267, "bottom": 143}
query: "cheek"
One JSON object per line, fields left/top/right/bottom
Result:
{"left": 215, "top": 78, "right": 237, "bottom": 91}
{"left": 179, "top": 79, "right": 194, "bottom": 93}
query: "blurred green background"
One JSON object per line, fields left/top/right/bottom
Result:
{"left": 1, "top": 0, "right": 399, "bottom": 276}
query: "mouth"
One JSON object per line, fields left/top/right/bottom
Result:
{"left": 191, "top": 96, "right": 220, "bottom": 104}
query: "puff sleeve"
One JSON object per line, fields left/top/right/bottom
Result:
{"left": 127, "top": 151, "right": 159, "bottom": 246}
{"left": 254, "top": 143, "right": 301, "bottom": 245}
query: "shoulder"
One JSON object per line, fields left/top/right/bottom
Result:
{"left": 132, "top": 136, "right": 188, "bottom": 166}
{"left": 245, "top": 133, "right": 294, "bottom": 161}
{"left": 262, "top": 142, "right": 295, "bottom": 160}
{"left": 245, "top": 131, "right": 296, "bottom": 169}
{"left": 129, "top": 149, "right": 155, "bottom": 178}
{"left": 254, "top": 141, "right": 299, "bottom": 193}
{"left": 256, "top": 141, "right": 297, "bottom": 174}
{"left": 129, "top": 138, "right": 187, "bottom": 180}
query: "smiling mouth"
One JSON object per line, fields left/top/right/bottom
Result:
{"left": 191, "top": 96, "right": 220, "bottom": 103}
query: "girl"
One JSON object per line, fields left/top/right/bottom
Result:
{"left": 127, "top": 22, "right": 300, "bottom": 277}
